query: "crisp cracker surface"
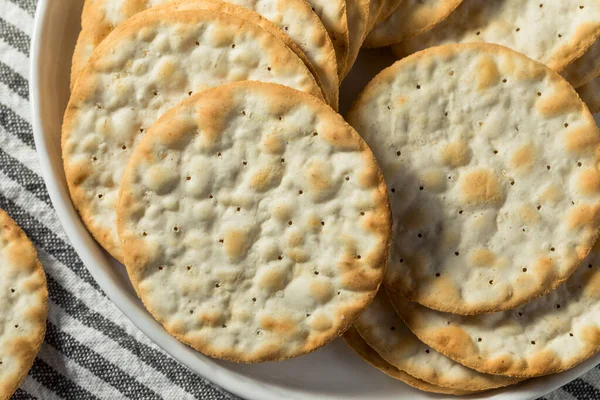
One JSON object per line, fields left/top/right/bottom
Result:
{"left": 365, "top": 0, "right": 463, "bottom": 48}
{"left": 301, "top": 0, "right": 349, "bottom": 77}
{"left": 343, "top": 327, "right": 474, "bottom": 395}
{"left": 347, "top": 43, "right": 600, "bottom": 314}
{"left": 116, "top": 81, "right": 392, "bottom": 362}
{"left": 0, "top": 210, "right": 47, "bottom": 400}
{"left": 354, "top": 291, "right": 520, "bottom": 391}
{"left": 72, "top": 0, "right": 339, "bottom": 109}
{"left": 62, "top": 8, "right": 322, "bottom": 261}
{"left": 390, "top": 241, "right": 600, "bottom": 378}
{"left": 392, "top": 0, "right": 600, "bottom": 73}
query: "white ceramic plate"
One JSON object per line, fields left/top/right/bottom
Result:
{"left": 30, "top": 1, "right": 600, "bottom": 399}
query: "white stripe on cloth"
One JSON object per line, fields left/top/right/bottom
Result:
{"left": 38, "top": 344, "right": 123, "bottom": 400}
{"left": 19, "top": 375, "right": 65, "bottom": 400}
{"left": 0, "top": 38, "right": 29, "bottom": 77}
{"left": 0, "top": 80, "right": 32, "bottom": 121}
{"left": 0, "top": 126, "right": 41, "bottom": 175}
{"left": 2, "top": 0, "right": 33, "bottom": 35}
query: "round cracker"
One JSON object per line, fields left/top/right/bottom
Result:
{"left": 343, "top": 0, "right": 370, "bottom": 79}
{"left": 343, "top": 327, "right": 475, "bottom": 395}
{"left": 71, "top": 0, "right": 339, "bottom": 110}
{"left": 0, "top": 210, "right": 48, "bottom": 399}
{"left": 389, "top": 241, "right": 600, "bottom": 378}
{"left": 364, "top": 0, "right": 463, "bottom": 48}
{"left": 304, "top": 0, "right": 350, "bottom": 77}
{"left": 62, "top": 8, "right": 323, "bottom": 262}
{"left": 347, "top": 43, "right": 600, "bottom": 314}
{"left": 561, "top": 38, "right": 600, "bottom": 88}
{"left": 116, "top": 81, "right": 392, "bottom": 362}
{"left": 578, "top": 75, "right": 600, "bottom": 113}
{"left": 354, "top": 291, "right": 521, "bottom": 391}
{"left": 392, "top": 0, "right": 600, "bottom": 73}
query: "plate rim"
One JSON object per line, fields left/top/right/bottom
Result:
{"left": 28, "top": 1, "right": 600, "bottom": 399}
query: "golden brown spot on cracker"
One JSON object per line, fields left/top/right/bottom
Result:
{"left": 223, "top": 229, "right": 250, "bottom": 260}
{"left": 459, "top": 169, "right": 504, "bottom": 205}
{"left": 540, "top": 184, "right": 563, "bottom": 204}
{"left": 580, "top": 325, "right": 600, "bottom": 347}
{"left": 257, "top": 267, "right": 288, "bottom": 293}
{"left": 567, "top": 204, "right": 600, "bottom": 230}
{"left": 259, "top": 315, "right": 297, "bottom": 335}
{"left": 527, "top": 349, "right": 561, "bottom": 374}
{"left": 510, "top": 144, "right": 535, "bottom": 171}
{"left": 440, "top": 140, "right": 471, "bottom": 167}
{"left": 306, "top": 160, "right": 331, "bottom": 192}
{"left": 430, "top": 326, "right": 477, "bottom": 360}
{"left": 309, "top": 280, "right": 334, "bottom": 303}
{"left": 197, "top": 310, "right": 225, "bottom": 327}
{"left": 536, "top": 84, "right": 581, "bottom": 117}
{"left": 308, "top": 311, "right": 333, "bottom": 332}
{"left": 250, "top": 166, "right": 283, "bottom": 192}
{"left": 476, "top": 55, "right": 500, "bottom": 90}
{"left": 261, "top": 132, "right": 285, "bottom": 154}
{"left": 469, "top": 248, "right": 496, "bottom": 267}
{"left": 577, "top": 168, "right": 600, "bottom": 194}
{"left": 287, "top": 248, "right": 309, "bottom": 263}
{"left": 564, "top": 126, "right": 600, "bottom": 154}
{"left": 396, "top": 96, "right": 407, "bottom": 106}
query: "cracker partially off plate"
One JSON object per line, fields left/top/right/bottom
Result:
{"left": 116, "top": 81, "right": 392, "bottom": 362}
{"left": 0, "top": 210, "right": 47, "bottom": 400}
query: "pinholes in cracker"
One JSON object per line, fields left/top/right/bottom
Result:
{"left": 116, "top": 81, "right": 392, "bottom": 362}
{"left": 62, "top": 9, "right": 323, "bottom": 261}
{"left": 354, "top": 291, "right": 521, "bottom": 392}
{"left": 343, "top": 327, "right": 475, "bottom": 395}
{"left": 347, "top": 43, "right": 600, "bottom": 314}
{"left": 389, "top": 242, "right": 600, "bottom": 377}
{"left": 0, "top": 210, "right": 47, "bottom": 400}
{"left": 392, "top": 0, "right": 600, "bottom": 73}
{"left": 71, "top": 0, "right": 339, "bottom": 109}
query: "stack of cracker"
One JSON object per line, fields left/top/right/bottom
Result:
{"left": 64, "top": 0, "right": 394, "bottom": 363}
{"left": 62, "top": 0, "right": 600, "bottom": 395}
{"left": 344, "top": 1, "right": 600, "bottom": 394}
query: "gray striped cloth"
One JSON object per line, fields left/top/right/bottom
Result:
{"left": 0, "top": 0, "right": 598, "bottom": 399}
